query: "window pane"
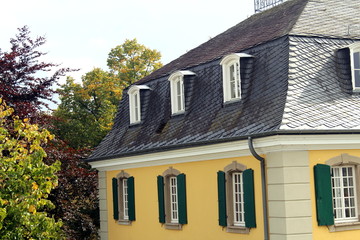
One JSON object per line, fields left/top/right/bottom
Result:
{"left": 355, "top": 70, "right": 360, "bottom": 88}
{"left": 230, "top": 65, "right": 236, "bottom": 98}
{"left": 354, "top": 52, "right": 360, "bottom": 69}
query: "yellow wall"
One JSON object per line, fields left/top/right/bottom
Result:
{"left": 310, "top": 149, "right": 360, "bottom": 240}
{"left": 106, "top": 156, "right": 263, "bottom": 240}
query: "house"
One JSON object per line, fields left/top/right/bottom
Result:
{"left": 87, "top": 0, "right": 360, "bottom": 239}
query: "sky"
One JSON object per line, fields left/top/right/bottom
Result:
{"left": 1, "top": 0, "right": 255, "bottom": 83}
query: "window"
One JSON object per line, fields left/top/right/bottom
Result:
{"left": 112, "top": 171, "right": 136, "bottom": 224}
{"left": 168, "top": 71, "right": 195, "bottom": 115}
{"left": 232, "top": 172, "right": 245, "bottom": 226}
{"left": 314, "top": 154, "right": 360, "bottom": 231}
{"left": 220, "top": 53, "right": 252, "bottom": 102}
{"left": 332, "top": 166, "right": 358, "bottom": 223}
{"left": 217, "top": 161, "right": 256, "bottom": 233}
{"left": 157, "top": 167, "right": 187, "bottom": 229}
{"left": 351, "top": 49, "right": 360, "bottom": 90}
{"left": 127, "top": 85, "right": 151, "bottom": 124}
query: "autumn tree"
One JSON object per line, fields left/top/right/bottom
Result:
{"left": 53, "top": 69, "right": 120, "bottom": 149}
{"left": 107, "top": 38, "right": 162, "bottom": 85}
{"left": 0, "top": 26, "right": 98, "bottom": 239}
{"left": 0, "top": 26, "right": 73, "bottom": 119}
{"left": 0, "top": 99, "right": 63, "bottom": 239}
{"left": 53, "top": 40, "right": 162, "bottom": 149}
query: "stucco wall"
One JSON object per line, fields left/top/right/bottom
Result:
{"left": 105, "top": 155, "right": 263, "bottom": 240}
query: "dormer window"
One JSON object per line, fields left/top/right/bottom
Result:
{"left": 128, "top": 85, "right": 150, "bottom": 124}
{"left": 350, "top": 43, "right": 360, "bottom": 91}
{"left": 220, "top": 53, "right": 253, "bottom": 102}
{"left": 168, "top": 71, "right": 195, "bottom": 115}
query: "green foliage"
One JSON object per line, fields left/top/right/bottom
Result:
{"left": 54, "top": 39, "right": 162, "bottom": 149}
{"left": 0, "top": 99, "right": 63, "bottom": 239}
{"left": 53, "top": 69, "right": 120, "bottom": 149}
{"left": 107, "top": 38, "right": 162, "bottom": 85}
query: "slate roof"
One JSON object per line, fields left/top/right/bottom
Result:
{"left": 88, "top": 0, "right": 360, "bottom": 161}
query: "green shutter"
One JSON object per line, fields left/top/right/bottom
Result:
{"left": 314, "top": 164, "right": 334, "bottom": 226}
{"left": 217, "top": 171, "right": 227, "bottom": 227}
{"left": 128, "top": 177, "right": 136, "bottom": 221}
{"left": 112, "top": 178, "right": 119, "bottom": 220}
{"left": 177, "top": 173, "right": 188, "bottom": 224}
{"left": 157, "top": 175, "right": 165, "bottom": 223}
{"left": 243, "top": 169, "right": 256, "bottom": 228}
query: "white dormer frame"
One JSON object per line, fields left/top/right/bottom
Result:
{"left": 220, "top": 53, "right": 253, "bottom": 102}
{"left": 168, "top": 71, "right": 195, "bottom": 115}
{"left": 349, "top": 42, "right": 360, "bottom": 91}
{"left": 128, "top": 85, "right": 150, "bottom": 124}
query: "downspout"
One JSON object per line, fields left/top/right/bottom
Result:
{"left": 248, "top": 136, "right": 269, "bottom": 240}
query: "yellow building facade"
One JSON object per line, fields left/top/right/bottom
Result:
{"left": 92, "top": 135, "right": 360, "bottom": 240}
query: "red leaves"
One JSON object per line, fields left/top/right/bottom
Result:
{"left": 0, "top": 26, "right": 75, "bottom": 119}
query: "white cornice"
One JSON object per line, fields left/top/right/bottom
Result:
{"left": 89, "top": 134, "right": 360, "bottom": 171}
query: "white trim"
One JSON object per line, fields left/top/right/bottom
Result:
{"left": 168, "top": 71, "right": 196, "bottom": 79}
{"left": 220, "top": 53, "right": 253, "bottom": 102}
{"left": 127, "top": 85, "right": 151, "bottom": 124}
{"left": 128, "top": 85, "right": 151, "bottom": 92}
{"left": 122, "top": 179, "right": 129, "bottom": 220}
{"left": 232, "top": 172, "right": 245, "bottom": 227}
{"left": 89, "top": 134, "right": 360, "bottom": 171}
{"left": 170, "top": 176, "right": 179, "bottom": 223}
{"left": 168, "top": 71, "right": 195, "bottom": 115}
{"left": 348, "top": 43, "right": 360, "bottom": 91}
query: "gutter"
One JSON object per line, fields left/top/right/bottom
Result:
{"left": 248, "top": 136, "right": 269, "bottom": 240}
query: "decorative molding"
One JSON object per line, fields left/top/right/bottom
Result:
{"left": 89, "top": 134, "right": 360, "bottom": 171}
{"left": 326, "top": 153, "right": 360, "bottom": 166}
{"left": 224, "top": 161, "right": 247, "bottom": 172}
{"left": 116, "top": 170, "right": 130, "bottom": 179}
{"left": 162, "top": 167, "right": 181, "bottom": 177}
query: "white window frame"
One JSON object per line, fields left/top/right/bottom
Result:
{"left": 168, "top": 71, "right": 195, "bottom": 115}
{"left": 169, "top": 176, "right": 179, "bottom": 223}
{"left": 232, "top": 172, "right": 245, "bottom": 227}
{"left": 127, "top": 85, "right": 150, "bottom": 124}
{"left": 122, "top": 178, "right": 129, "bottom": 220}
{"left": 350, "top": 43, "right": 360, "bottom": 91}
{"left": 220, "top": 53, "right": 252, "bottom": 102}
{"left": 331, "top": 166, "right": 359, "bottom": 223}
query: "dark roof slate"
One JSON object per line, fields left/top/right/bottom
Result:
{"left": 137, "top": 0, "right": 309, "bottom": 84}
{"left": 88, "top": 0, "right": 360, "bottom": 161}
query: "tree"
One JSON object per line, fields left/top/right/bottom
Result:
{"left": 0, "top": 26, "right": 98, "bottom": 240}
{"left": 44, "top": 139, "right": 99, "bottom": 239}
{"left": 107, "top": 38, "right": 162, "bottom": 85}
{"left": 53, "top": 69, "right": 120, "bottom": 149}
{"left": 0, "top": 98, "right": 63, "bottom": 239}
{"left": 54, "top": 39, "right": 162, "bottom": 149}
{"left": 0, "top": 26, "right": 73, "bottom": 119}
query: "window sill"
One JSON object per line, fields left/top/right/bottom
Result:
{"left": 171, "top": 111, "right": 185, "bottom": 117}
{"left": 226, "top": 226, "right": 250, "bottom": 234}
{"left": 164, "top": 223, "right": 182, "bottom": 230}
{"left": 117, "top": 219, "right": 132, "bottom": 225}
{"left": 328, "top": 221, "right": 360, "bottom": 232}
{"left": 223, "top": 98, "right": 241, "bottom": 105}
{"left": 129, "top": 121, "right": 142, "bottom": 128}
